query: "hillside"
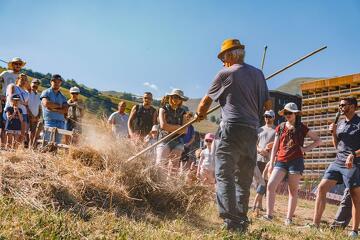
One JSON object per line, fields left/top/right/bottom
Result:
{"left": 276, "top": 77, "right": 324, "bottom": 95}
{"left": 0, "top": 66, "right": 138, "bottom": 115}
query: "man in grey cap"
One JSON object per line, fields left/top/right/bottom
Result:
{"left": 252, "top": 110, "right": 276, "bottom": 212}
{"left": 196, "top": 38, "right": 272, "bottom": 232}
{"left": 28, "top": 78, "right": 42, "bottom": 147}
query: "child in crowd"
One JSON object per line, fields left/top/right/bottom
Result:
{"left": 197, "top": 133, "right": 215, "bottom": 185}
{"left": 144, "top": 125, "right": 159, "bottom": 146}
{"left": 5, "top": 94, "right": 23, "bottom": 149}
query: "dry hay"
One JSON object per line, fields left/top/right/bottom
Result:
{"left": 0, "top": 132, "right": 212, "bottom": 219}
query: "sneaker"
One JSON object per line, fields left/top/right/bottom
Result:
{"left": 298, "top": 223, "right": 319, "bottom": 230}
{"left": 284, "top": 218, "right": 293, "bottom": 226}
{"left": 349, "top": 231, "right": 359, "bottom": 238}
{"left": 262, "top": 214, "right": 274, "bottom": 221}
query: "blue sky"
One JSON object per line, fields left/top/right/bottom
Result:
{"left": 0, "top": 0, "right": 359, "bottom": 98}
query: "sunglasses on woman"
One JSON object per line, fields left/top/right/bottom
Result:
{"left": 284, "top": 111, "right": 294, "bottom": 116}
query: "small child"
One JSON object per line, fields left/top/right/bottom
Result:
{"left": 144, "top": 125, "right": 159, "bottom": 146}
{"left": 5, "top": 94, "right": 23, "bottom": 149}
{"left": 197, "top": 133, "right": 215, "bottom": 185}
{"left": 144, "top": 125, "right": 159, "bottom": 160}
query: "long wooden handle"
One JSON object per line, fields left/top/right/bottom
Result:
{"left": 127, "top": 105, "right": 220, "bottom": 162}
{"left": 127, "top": 46, "right": 327, "bottom": 162}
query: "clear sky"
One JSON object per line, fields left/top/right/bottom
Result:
{"left": 0, "top": 0, "right": 359, "bottom": 98}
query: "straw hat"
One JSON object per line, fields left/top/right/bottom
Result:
{"left": 8, "top": 57, "right": 26, "bottom": 70}
{"left": 166, "top": 89, "right": 188, "bottom": 101}
{"left": 278, "top": 102, "right": 301, "bottom": 116}
{"left": 217, "top": 39, "right": 245, "bottom": 60}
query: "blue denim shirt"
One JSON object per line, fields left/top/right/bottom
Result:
{"left": 40, "top": 88, "right": 68, "bottom": 122}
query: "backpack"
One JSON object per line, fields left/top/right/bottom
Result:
{"left": 134, "top": 104, "right": 156, "bottom": 136}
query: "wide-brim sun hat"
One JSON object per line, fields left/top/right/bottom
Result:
{"left": 217, "top": 39, "right": 245, "bottom": 60}
{"left": 278, "top": 102, "right": 301, "bottom": 116}
{"left": 8, "top": 57, "right": 26, "bottom": 70}
{"left": 70, "top": 86, "right": 80, "bottom": 94}
{"left": 166, "top": 89, "right": 189, "bottom": 101}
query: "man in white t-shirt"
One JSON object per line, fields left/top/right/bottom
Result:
{"left": 108, "top": 101, "right": 129, "bottom": 138}
{"left": 28, "top": 78, "right": 42, "bottom": 147}
{"left": 0, "top": 57, "right": 26, "bottom": 147}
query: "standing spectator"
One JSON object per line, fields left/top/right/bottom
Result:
{"left": 144, "top": 124, "right": 159, "bottom": 146}
{"left": 5, "top": 73, "right": 30, "bottom": 143}
{"left": 108, "top": 101, "right": 129, "bottom": 139}
{"left": 128, "top": 92, "right": 157, "bottom": 140}
{"left": 40, "top": 74, "right": 68, "bottom": 144}
{"left": 65, "top": 87, "right": 85, "bottom": 144}
{"left": 265, "top": 103, "right": 321, "bottom": 225}
{"left": 196, "top": 38, "right": 272, "bottom": 232}
{"left": 312, "top": 97, "right": 360, "bottom": 238}
{"left": 0, "top": 57, "right": 26, "bottom": 147}
{"left": 4, "top": 94, "right": 23, "bottom": 149}
{"left": 28, "top": 79, "right": 42, "bottom": 147}
{"left": 181, "top": 112, "right": 195, "bottom": 170}
{"left": 156, "top": 89, "right": 188, "bottom": 176}
{"left": 197, "top": 133, "right": 215, "bottom": 185}
{"left": 252, "top": 110, "right": 276, "bottom": 211}
{"left": 0, "top": 57, "right": 25, "bottom": 96}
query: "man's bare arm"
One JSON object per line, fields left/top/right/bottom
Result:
{"left": 196, "top": 95, "right": 213, "bottom": 120}
{"left": 127, "top": 105, "right": 137, "bottom": 136}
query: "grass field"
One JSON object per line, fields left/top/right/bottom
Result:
{"left": 0, "top": 184, "right": 348, "bottom": 239}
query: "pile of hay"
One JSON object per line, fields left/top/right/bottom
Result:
{"left": 0, "top": 135, "right": 211, "bottom": 219}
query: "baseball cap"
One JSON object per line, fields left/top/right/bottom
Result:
{"left": 263, "top": 110, "right": 275, "bottom": 118}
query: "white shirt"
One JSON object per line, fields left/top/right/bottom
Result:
{"left": 28, "top": 91, "right": 41, "bottom": 116}
{"left": 0, "top": 70, "right": 18, "bottom": 96}
{"left": 108, "top": 112, "right": 129, "bottom": 138}
{"left": 200, "top": 148, "right": 215, "bottom": 171}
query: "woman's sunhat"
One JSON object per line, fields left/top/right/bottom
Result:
{"left": 278, "top": 102, "right": 301, "bottom": 116}
{"left": 8, "top": 57, "right": 26, "bottom": 70}
{"left": 166, "top": 89, "right": 188, "bottom": 101}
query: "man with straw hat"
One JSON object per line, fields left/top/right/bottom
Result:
{"left": 0, "top": 57, "right": 26, "bottom": 97}
{"left": 0, "top": 57, "right": 26, "bottom": 146}
{"left": 196, "top": 38, "right": 272, "bottom": 232}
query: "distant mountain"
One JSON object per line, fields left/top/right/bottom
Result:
{"left": 276, "top": 77, "right": 323, "bottom": 96}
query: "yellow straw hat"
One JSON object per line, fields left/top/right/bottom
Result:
{"left": 217, "top": 39, "right": 245, "bottom": 60}
{"left": 8, "top": 57, "right": 26, "bottom": 70}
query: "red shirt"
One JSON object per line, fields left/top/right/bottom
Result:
{"left": 276, "top": 122, "right": 309, "bottom": 162}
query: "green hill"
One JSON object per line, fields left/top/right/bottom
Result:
{"left": 276, "top": 77, "right": 324, "bottom": 95}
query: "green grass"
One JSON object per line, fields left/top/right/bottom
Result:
{"left": 0, "top": 192, "right": 351, "bottom": 239}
